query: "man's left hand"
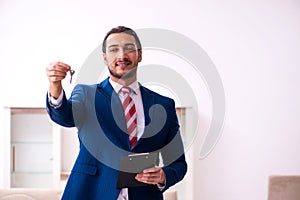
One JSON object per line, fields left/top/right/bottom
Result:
{"left": 135, "top": 166, "right": 166, "bottom": 185}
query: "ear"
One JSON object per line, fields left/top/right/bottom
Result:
{"left": 103, "top": 53, "right": 108, "bottom": 65}
{"left": 138, "top": 50, "right": 142, "bottom": 62}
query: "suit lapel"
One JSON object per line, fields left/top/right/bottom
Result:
{"left": 95, "top": 78, "right": 130, "bottom": 150}
{"left": 140, "top": 85, "right": 154, "bottom": 127}
{"left": 131, "top": 85, "right": 155, "bottom": 149}
{"left": 96, "top": 80, "right": 158, "bottom": 151}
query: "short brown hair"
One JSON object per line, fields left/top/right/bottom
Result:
{"left": 102, "top": 26, "right": 142, "bottom": 53}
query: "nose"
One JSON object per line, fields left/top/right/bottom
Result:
{"left": 117, "top": 48, "right": 128, "bottom": 59}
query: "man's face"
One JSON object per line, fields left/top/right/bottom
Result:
{"left": 103, "top": 32, "right": 142, "bottom": 82}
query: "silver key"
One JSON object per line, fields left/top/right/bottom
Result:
{"left": 70, "top": 69, "right": 75, "bottom": 84}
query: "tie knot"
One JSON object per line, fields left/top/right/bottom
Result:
{"left": 120, "top": 86, "right": 132, "bottom": 95}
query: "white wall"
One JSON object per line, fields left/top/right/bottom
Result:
{"left": 1, "top": 0, "right": 300, "bottom": 199}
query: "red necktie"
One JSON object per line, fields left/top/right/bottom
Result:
{"left": 120, "top": 87, "right": 137, "bottom": 148}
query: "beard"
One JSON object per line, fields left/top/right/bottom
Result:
{"left": 108, "top": 66, "right": 137, "bottom": 80}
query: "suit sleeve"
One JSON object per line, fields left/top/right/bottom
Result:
{"left": 46, "top": 84, "right": 86, "bottom": 128}
{"left": 161, "top": 99, "right": 187, "bottom": 191}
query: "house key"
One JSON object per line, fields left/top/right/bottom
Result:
{"left": 69, "top": 69, "right": 75, "bottom": 84}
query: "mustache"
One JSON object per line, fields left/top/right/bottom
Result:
{"left": 115, "top": 58, "right": 132, "bottom": 66}
{"left": 108, "top": 67, "right": 137, "bottom": 80}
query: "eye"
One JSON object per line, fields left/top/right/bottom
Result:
{"left": 109, "top": 48, "right": 119, "bottom": 53}
{"left": 124, "top": 45, "right": 136, "bottom": 52}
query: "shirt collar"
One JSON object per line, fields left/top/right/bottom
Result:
{"left": 108, "top": 78, "right": 139, "bottom": 95}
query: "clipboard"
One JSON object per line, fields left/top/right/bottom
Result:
{"left": 116, "top": 152, "right": 158, "bottom": 189}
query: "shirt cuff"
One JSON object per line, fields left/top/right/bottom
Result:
{"left": 48, "top": 90, "right": 64, "bottom": 108}
{"left": 157, "top": 180, "right": 166, "bottom": 191}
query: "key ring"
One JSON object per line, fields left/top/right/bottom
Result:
{"left": 70, "top": 69, "right": 75, "bottom": 84}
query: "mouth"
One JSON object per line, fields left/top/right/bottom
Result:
{"left": 116, "top": 61, "right": 132, "bottom": 69}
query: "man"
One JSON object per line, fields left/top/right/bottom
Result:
{"left": 46, "top": 26, "right": 187, "bottom": 200}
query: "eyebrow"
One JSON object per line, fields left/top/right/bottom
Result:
{"left": 108, "top": 43, "right": 136, "bottom": 48}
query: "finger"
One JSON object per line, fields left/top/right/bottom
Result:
{"left": 47, "top": 62, "right": 71, "bottom": 72}
{"left": 135, "top": 174, "right": 160, "bottom": 185}
{"left": 53, "top": 61, "right": 71, "bottom": 71}
{"left": 47, "top": 71, "right": 68, "bottom": 83}
{"left": 136, "top": 172, "right": 161, "bottom": 180}
{"left": 48, "top": 75, "right": 67, "bottom": 82}
{"left": 139, "top": 170, "right": 160, "bottom": 176}
{"left": 47, "top": 70, "right": 67, "bottom": 79}
{"left": 47, "top": 68, "right": 68, "bottom": 76}
{"left": 143, "top": 167, "right": 160, "bottom": 173}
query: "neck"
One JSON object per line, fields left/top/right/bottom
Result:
{"left": 110, "top": 75, "right": 137, "bottom": 86}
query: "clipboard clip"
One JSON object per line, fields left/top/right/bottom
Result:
{"left": 128, "top": 152, "right": 150, "bottom": 160}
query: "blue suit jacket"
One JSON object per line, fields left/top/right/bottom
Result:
{"left": 46, "top": 78, "right": 187, "bottom": 200}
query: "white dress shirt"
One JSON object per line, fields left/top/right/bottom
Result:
{"left": 109, "top": 79, "right": 145, "bottom": 141}
{"left": 109, "top": 79, "right": 145, "bottom": 200}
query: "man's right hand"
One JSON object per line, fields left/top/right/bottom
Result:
{"left": 46, "top": 62, "right": 71, "bottom": 99}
